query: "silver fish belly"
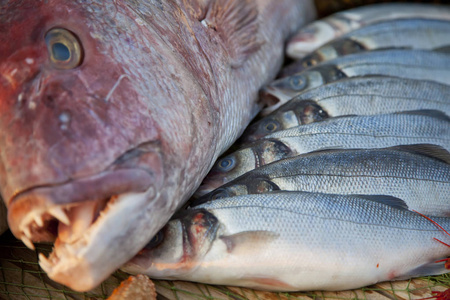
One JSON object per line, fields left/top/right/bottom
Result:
{"left": 240, "top": 76, "right": 450, "bottom": 143}
{"left": 195, "top": 111, "right": 450, "bottom": 196}
{"left": 197, "top": 145, "right": 450, "bottom": 217}
{"left": 287, "top": 3, "right": 450, "bottom": 59}
{"left": 289, "top": 19, "right": 450, "bottom": 73}
{"left": 123, "top": 191, "right": 450, "bottom": 291}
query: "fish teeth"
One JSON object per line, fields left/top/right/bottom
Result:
{"left": 39, "top": 253, "right": 52, "bottom": 271}
{"left": 34, "top": 214, "right": 44, "bottom": 227}
{"left": 49, "top": 207, "right": 70, "bottom": 225}
{"left": 22, "top": 226, "right": 32, "bottom": 239}
{"left": 21, "top": 235, "right": 35, "bottom": 250}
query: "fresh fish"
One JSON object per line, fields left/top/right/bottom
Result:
{"left": 195, "top": 111, "right": 450, "bottom": 196}
{"left": 123, "top": 191, "right": 450, "bottom": 291}
{"left": 284, "top": 19, "right": 450, "bottom": 74}
{"left": 240, "top": 76, "right": 450, "bottom": 143}
{"left": 0, "top": 0, "right": 315, "bottom": 291}
{"left": 268, "top": 49, "right": 450, "bottom": 103}
{"left": 287, "top": 3, "right": 450, "bottom": 59}
{"left": 195, "top": 145, "right": 450, "bottom": 217}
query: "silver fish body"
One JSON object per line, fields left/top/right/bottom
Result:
{"left": 287, "top": 3, "right": 450, "bottom": 59}
{"left": 123, "top": 191, "right": 450, "bottom": 291}
{"left": 195, "top": 111, "right": 450, "bottom": 196}
{"left": 240, "top": 77, "right": 450, "bottom": 143}
{"left": 288, "top": 19, "right": 450, "bottom": 74}
{"left": 197, "top": 145, "right": 450, "bottom": 217}
{"left": 271, "top": 49, "right": 450, "bottom": 102}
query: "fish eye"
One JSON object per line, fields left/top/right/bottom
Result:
{"left": 303, "top": 59, "right": 316, "bottom": 68}
{"left": 261, "top": 119, "right": 280, "bottom": 133}
{"left": 210, "top": 188, "right": 229, "bottom": 200}
{"left": 45, "top": 28, "right": 83, "bottom": 69}
{"left": 289, "top": 75, "right": 307, "bottom": 90}
{"left": 145, "top": 230, "right": 164, "bottom": 249}
{"left": 217, "top": 156, "right": 235, "bottom": 172}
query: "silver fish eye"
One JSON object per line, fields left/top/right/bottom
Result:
{"left": 210, "top": 188, "right": 229, "bottom": 200}
{"left": 45, "top": 28, "right": 83, "bottom": 69}
{"left": 261, "top": 119, "right": 280, "bottom": 133}
{"left": 289, "top": 75, "right": 307, "bottom": 90}
{"left": 218, "top": 157, "right": 235, "bottom": 172}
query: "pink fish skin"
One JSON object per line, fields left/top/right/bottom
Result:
{"left": 0, "top": 0, "right": 315, "bottom": 292}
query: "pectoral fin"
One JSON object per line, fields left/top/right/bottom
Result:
{"left": 202, "top": 0, "right": 261, "bottom": 68}
{"left": 220, "top": 230, "right": 279, "bottom": 254}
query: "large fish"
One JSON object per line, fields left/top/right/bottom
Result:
{"left": 195, "top": 145, "right": 450, "bottom": 217}
{"left": 240, "top": 76, "right": 450, "bottom": 143}
{"left": 195, "top": 111, "right": 450, "bottom": 196}
{"left": 123, "top": 191, "right": 450, "bottom": 291}
{"left": 269, "top": 49, "right": 450, "bottom": 103}
{"left": 0, "top": 0, "right": 315, "bottom": 291}
{"left": 286, "top": 3, "right": 450, "bottom": 59}
{"left": 285, "top": 18, "right": 450, "bottom": 74}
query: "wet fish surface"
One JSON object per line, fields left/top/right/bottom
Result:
{"left": 0, "top": 0, "right": 315, "bottom": 291}
{"left": 195, "top": 145, "right": 450, "bottom": 217}
{"left": 285, "top": 18, "right": 450, "bottom": 74}
{"left": 287, "top": 3, "right": 450, "bottom": 59}
{"left": 195, "top": 111, "right": 450, "bottom": 196}
{"left": 273, "top": 49, "right": 450, "bottom": 98}
{"left": 240, "top": 76, "right": 450, "bottom": 143}
{"left": 123, "top": 191, "right": 450, "bottom": 291}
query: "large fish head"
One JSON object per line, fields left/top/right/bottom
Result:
{"left": 123, "top": 209, "right": 219, "bottom": 278}
{"left": 0, "top": 0, "right": 213, "bottom": 291}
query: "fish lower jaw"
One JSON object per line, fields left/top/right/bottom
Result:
{"left": 16, "top": 194, "right": 125, "bottom": 283}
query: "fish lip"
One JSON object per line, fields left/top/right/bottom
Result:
{"left": 7, "top": 168, "right": 155, "bottom": 241}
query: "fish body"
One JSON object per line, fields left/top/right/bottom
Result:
{"left": 287, "top": 3, "right": 450, "bottom": 59}
{"left": 196, "top": 111, "right": 450, "bottom": 196}
{"left": 269, "top": 49, "right": 450, "bottom": 102}
{"left": 0, "top": 0, "right": 315, "bottom": 291}
{"left": 196, "top": 145, "right": 450, "bottom": 217}
{"left": 123, "top": 191, "right": 450, "bottom": 291}
{"left": 287, "top": 18, "right": 450, "bottom": 74}
{"left": 240, "top": 77, "right": 450, "bottom": 143}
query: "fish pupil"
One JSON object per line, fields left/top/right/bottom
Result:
{"left": 52, "top": 43, "right": 71, "bottom": 61}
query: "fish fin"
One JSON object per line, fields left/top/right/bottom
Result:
{"left": 387, "top": 144, "right": 450, "bottom": 164}
{"left": 433, "top": 45, "right": 450, "bottom": 53}
{"left": 395, "top": 110, "right": 450, "bottom": 122}
{"left": 219, "top": 231, "right": 279, "bottom": 254}
{"left": 353, "top": 195, "right": 409, "bottom": 210}
{"left": 203, "top": 0, "right": 261, "bottom": 68}
{"left": 240, "top": 277, "right": 296, "bottom": 290}
{"left": 392, "top": 259, "right": 450, "bottom": 280}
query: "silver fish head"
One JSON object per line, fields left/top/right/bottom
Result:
{"left": 239, "top": 100, "right": 329, "bottom": 143}
{"left": 123, "top": 209, "right": 219, "bottom": 278}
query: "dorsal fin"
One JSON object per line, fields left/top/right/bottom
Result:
{"left": 354, "top": 195, "right": 409, "bottom": 210}
{"left": 203, "top": 0, "right": 261, "bottom": 68}
{"left": 387, "top": 144, "right": 450, "bottom": 164}
{"left": 395, "top": 110, "right": 450, "bottom": 122}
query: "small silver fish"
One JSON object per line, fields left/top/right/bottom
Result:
{"left": 240, "top": 76, "right": 450, "bottom": 143}
{"left": 269, "top": 49, "right": 450, "bottom": 104}
{"left": 196, "top": 145, "right": 450, "bottom": 217}
{"left": 287, "top": 19, "right": 450, "bottom": 74}
{"left": 123, "top": 191, "right": 450, "bottom": 291}
{"left": 195, "top": 111, "right": 450, "bottom": 196}
{"left": 287, "top": 3, "right": 450, "bottom": 59}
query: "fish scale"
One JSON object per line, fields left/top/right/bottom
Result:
{"left": 196, "top": 146, "right": 450, "bottom": 217}
{"left": 124, "top": 191, "right": 450, "bottom": 291}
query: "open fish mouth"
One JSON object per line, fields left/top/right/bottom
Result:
{"left": 6, "top": 167, "right": 158, "bottom": 290}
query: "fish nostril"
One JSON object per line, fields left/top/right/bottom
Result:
{"left": 44, "top": 95, "right": 55, "bottom": 108}
{"left": 58, "top": 111, "right": 71, "bottom": 130}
